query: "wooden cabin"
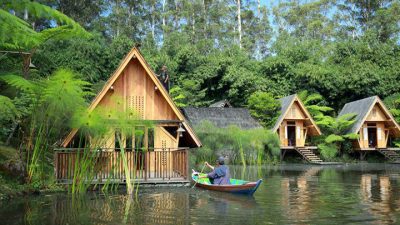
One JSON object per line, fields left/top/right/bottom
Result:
{"left": 338, "top": 96, "right": 400, "bottom": 160}
{"left": 272, "top": 95, "right": 323, "bottom": 163}
{"left": 55, "top": 47, "right": 201, "bottom": 185}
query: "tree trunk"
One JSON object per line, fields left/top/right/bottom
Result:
{"left": 162, "top": 0, "right": 166, "bottom": 38}
{"left": 237, "top": 0, "right": 242, "bottom": 49}
{"left": 151, "top": 3, "right": 155, "bottom": 40}
{"left": 192, "top": 11, "right": 195, "bottom": 36}
{"left": 175, "top": 0, "right": 179, "bottom": 29}
{"left": 202, "top": 0, "right": 207, "bottom": 38}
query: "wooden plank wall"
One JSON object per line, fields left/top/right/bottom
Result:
{"left": 357, "top": 104, "right": 390, "bottom": 149}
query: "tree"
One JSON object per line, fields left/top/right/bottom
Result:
{"left": 297, "top": 90, "right": 333, "bottom": 118}
{"left": 384, "top": 93, "right": 400, "bottom": 123}
{"left": 316, "top": 113, "right": 358, "bottom": 160}
{"left": 247, "top": 91, "right": 280, "bottom": 128}
{"left": 0, "top": 0, "right": 90, "bottom": 78}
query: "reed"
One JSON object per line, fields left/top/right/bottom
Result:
{"left": 193, "top": 121, "right": 280, "bottom": 165}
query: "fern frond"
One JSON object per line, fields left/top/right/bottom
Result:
{"left": 303, "top": 93, "right": 323, "bottom": 105}
{"left": 1, "top": 0, "right": 91, "bottom": 50}
{"left": 0, "top": 9, "right": 40, "bottom": 50}
{"left": 0, "top": 95, "right": 20, "bottom": 120}
{"left": 343, "top": 133, "right": 359, "bottom": 140}
{"left": 325, "top": 134, "right": 344, "bottom": 143}
{"left": 1, "top": 74, "right": 39, "bottom": 92}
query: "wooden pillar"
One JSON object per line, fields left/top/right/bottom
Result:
{"left": 360, "top": 151, "right": 367, "bottom": 161}
{"left": 280, "top": 149, "right": 286, "bottom": 161}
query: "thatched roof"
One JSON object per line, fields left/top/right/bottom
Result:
{"left": 209, "top": 99, "right": 232, "bottom": 108}
{"left": 182, "top": 107, "right": 262, "bottom": 129}
{"left": 338, "top": 96, "right": 400, "bottom": 136}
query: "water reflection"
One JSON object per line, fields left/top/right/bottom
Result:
{"left": 360, "top": 174, "right": 397, "bottom": 224}
{"left": 1, "top": 164, "right": 400, "bottom": 225}
{"left": 280, "top": 167, "right": 321, "bottom": 223}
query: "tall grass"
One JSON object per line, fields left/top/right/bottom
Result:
{"left": 69, "top": 103, "right": 153, "bottom": 195}
{"left": 3, "top": 69, "right": 153, "bottom": 196}
{"left": 193, "top": 121, "right": 280, "bottom": 165}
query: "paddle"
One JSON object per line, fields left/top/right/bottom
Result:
{"left": 191, "top": 163, "right": 206, "bottom": 189}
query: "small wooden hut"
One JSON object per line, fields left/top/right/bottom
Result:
{"left": 338, "top": 96, "right": 400, "bottom": 161}
{"left": 272, "top": 94, "right": 322, "bottom": 163}
{"left": 55, "top": 47, "right": 201, "bottom": 185}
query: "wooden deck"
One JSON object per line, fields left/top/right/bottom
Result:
{"left": 54, "top": 148, "right": 189, "bottom": 185}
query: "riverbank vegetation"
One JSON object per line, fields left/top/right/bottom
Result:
{"left": 192, "top": 121, "right": 280, "bottom": 166}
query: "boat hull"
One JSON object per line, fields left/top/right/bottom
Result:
{"left": 192, "top": 174, "right": 262, "bottom": 195}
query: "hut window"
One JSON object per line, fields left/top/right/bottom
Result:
{"left": 115, "top": 129, "right": 121, "bottom": 150}
{"left": 135, "top": 126, "right": 145, "bottom": 150}
{"left": 367, "top": 123, "right": 376, "bottom": 127}
{"left": 287, "top": 121, "right": 295, "bottom": 125}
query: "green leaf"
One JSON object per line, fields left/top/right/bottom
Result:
{"left": 325, "top": 134, "right": 344, "bottom": 143}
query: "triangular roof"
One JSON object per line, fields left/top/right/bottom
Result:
{"left": 271, "top": 94, "right": 321, "bottom": 135}
{"left": 209, "top": 99, "right": 232, "bottom": 108}
{"left": 182, "top": 107, "right": 262, "bottom": 130}
{"left": 62, "top": 47, "right": 201, "bottom": 147}
{"left": 338, "top": 96, "right": 400, "bottom": 135}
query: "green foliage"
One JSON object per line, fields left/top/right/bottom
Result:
{"left": 169, "top": 86, "right": 186, "bottom": 107}
{"left": 193, "top": 121, "right": 280, "bottom": 165}
{"left": 1, "top": 69, "right": 92, "bottom": 185}
{"left": 384, "top": 93, "right": 400, "bottom": 123}
{"left": 0, "top": 0, "right": 90, "bottom": 50}
{"left": 318, "top": 143, "right": 338, "bottom": 160}
{"left": 297, "top": 90, "right": 333, "bottom": 117}
{"left": 325, "top": 134, "right": 344, "bottom": 144}
{"left": 316, "top": 113, "right": 358, "bottom": 159}
{"left": 247, "top": 91, "right": 280, "bottom": 128}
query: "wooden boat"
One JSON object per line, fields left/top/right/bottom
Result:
{"left": 192, "top": 173, "right": 262, "bottom": 195}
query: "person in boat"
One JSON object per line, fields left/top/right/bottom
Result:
{"left": 195, "top": 156, "right": 231, "bottom": 185}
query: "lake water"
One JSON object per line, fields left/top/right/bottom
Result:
{"left": 1, "top": 163, "right": 400, "bottom": 225}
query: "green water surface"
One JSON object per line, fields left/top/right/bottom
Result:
{"left": 1, "top": 163, "right": 400, "bottom": 225}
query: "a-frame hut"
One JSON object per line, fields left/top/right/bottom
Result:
{"left": 55, "top": 47, "right": 201, "bottom": 184}
{"left": 272, "top": 94, "right": 323, "bottom": 163}
{"left": 338, "top": 96, "right": 400, "bottom": 161}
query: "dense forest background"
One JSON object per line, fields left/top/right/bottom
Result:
{"left": 2, "top": 0, "right": 400, "bottom": 110}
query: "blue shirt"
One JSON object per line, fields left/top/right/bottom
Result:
{"left": 207, "top": 165, "right": 231, "bottom": 185}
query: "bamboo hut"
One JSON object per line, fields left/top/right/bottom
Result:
{"left": 338, "top": 96, "right": 400, "bottom": 161}
{"left": 55, "top": 47, "right": 201, "bottom": 185}
{"left": 272, "top": 94, "right": 323, "bottom": 163}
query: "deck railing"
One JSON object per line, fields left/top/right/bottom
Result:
{"left": 54, "top": 148, "right": 189, "bottom": 183}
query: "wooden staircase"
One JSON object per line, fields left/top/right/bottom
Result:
{"left": 295, "top": 147, "right": 323, "bottom": 164}
{"left": 378, "top": 149, "right": 400, "bottom": 162}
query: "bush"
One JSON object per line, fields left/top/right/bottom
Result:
{"left": 247, "top": 91, "right": 280, "bottom": 128}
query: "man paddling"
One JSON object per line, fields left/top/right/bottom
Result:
{"left": 194, "top": 156, "right": 231, "bottom": 185}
